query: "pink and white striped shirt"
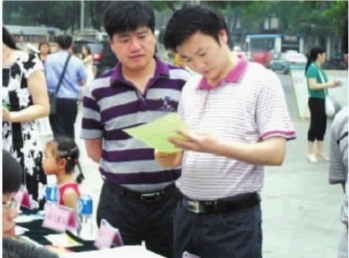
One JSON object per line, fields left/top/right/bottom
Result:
{"left": 176, "top": 58, "right": 296, "bottom": 200}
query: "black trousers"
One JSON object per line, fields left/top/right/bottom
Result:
{"left": 49, "top": 98, "right": 78, "bottom": 139}
{"left": 308, "top": 97, "right": 327, "bottom": 141}
{"left": 174, "top": 194, "right": 262, "bottom": 258}
{"left": 97, "top": 181, "right": 180, "bottom": 258}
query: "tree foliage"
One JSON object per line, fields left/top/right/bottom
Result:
{"left": 307, "top": 0, "right": 348, "bottom": 34}
{"left": 3, "top": 0, "right": 347, "bottom": 37}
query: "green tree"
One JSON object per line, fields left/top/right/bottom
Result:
{"left": 87, "top": 1, "right": 109, "bottom": 31}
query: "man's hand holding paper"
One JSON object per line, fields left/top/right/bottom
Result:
{"left": 169, "top": 130, "right": 220, "bottom": 154}
{"left": 123, "top": 113, "right": 190, "bottom": 154}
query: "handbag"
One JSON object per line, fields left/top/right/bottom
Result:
{"left": 325, "top": 95, "right": 335, "bottom": 118}
{"left": 318, "top": 69, "right": 336, "bottom": 118}
{"left": 48, "top": 54, "right": 72, "bottom": 115}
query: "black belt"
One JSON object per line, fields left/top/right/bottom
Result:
{"left": 183, "top": 192, "right": 260, "bottom": 214}
{"left": 105, "top": 180, "right": 177, "bottom": 203}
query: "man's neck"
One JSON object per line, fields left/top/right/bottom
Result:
{"left": 207, "top": 51, "right": 239, "bottom": 87}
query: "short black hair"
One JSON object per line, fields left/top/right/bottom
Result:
{"left": 3, "top": 27, "right": 19, "bottom": 50}
{"left": 55, "top": 35, "right": 72, "bottom": 50}
{"left": 104, "top": 1, "right": 155, "bottom": 38}
{"left": 3, "top": 150, "right": 23, "bottom": 194}
{"left": 164, "top": 5, "right": 228, "bottom": 52}
{"left": 3, "top": 237, "right": 59, "bottom": 258}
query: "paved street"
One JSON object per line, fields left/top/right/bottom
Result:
{"left": 40, "top": 71, "right": 347, "bottom": 257}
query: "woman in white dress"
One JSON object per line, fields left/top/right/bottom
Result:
{"left": 37, "top": 41, "right": 53, "bottom": 137}
{"left": 82, "top": 45, "right": 94, "bottom": 84}
{"left": 80, "top": 45, "right": 94, "bottom": 101}
{"left": 2, "top": 27, "right": 49, "bottom": 209}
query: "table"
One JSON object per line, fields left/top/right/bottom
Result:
{"left": 15, "top": 209, "right": 165, "bottom": 257}
{"left": 60, "top": 246, "right": 165, "bottom": 258}
{"left": 16, "top": 218, "right": 96, "bottom": 252}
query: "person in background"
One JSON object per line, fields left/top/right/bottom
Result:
{"left": 38, "top": 41, "right": 51, "bottom": 64}
{"left": 3, "top": 237, "right": 59, "bottom": 258}
{"left": 329, "top": 106, "right": 348, "bottom": 258}
{"left": 81, "top": 2, "right": 190, "bottom": 257}
{"left": 158, "top": 5, "right": 295, "bottom": 257}
{"left": 305, "top": 46, "right": 340, "bottom": 163}
{"left": 42, "top": 137, "right": 84, "bottom": 215}
{"left": 69, "top": 44, "right": 80, "bottom": 58}
{"left": 80, "top": 44, "right": 94, "bottom": 101}
{"left": 16, "top": 33, "right": 28, "bottom": 52}
{"left": 81, "top": 45, "right": 94, "bottom": 85}
{"left": 45, "top": 35, "right": 87, "bottom": 139}
{"left": 2, "top": 149, "right": 23, "bottom": 237}
{"left": 37, "top": 41, "right": 53, "bottom": 137}
{"left": 2, "top": 26, "right": 49, "bottom": 210}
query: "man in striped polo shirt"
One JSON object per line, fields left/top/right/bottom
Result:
{"left": 156, "top": 5, "right": 296, "bottom": 258}
{"left": 80, "top": 2, "right": 190, "bottom": 257}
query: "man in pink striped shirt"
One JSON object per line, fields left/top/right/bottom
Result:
{"left": 156, "top": 5, "right": 296, "bottom": 258}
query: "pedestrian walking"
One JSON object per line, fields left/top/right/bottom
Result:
{"left": 45, "top": 35, "right": 87, "bottom": 139}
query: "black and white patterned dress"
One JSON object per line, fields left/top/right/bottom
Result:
{"left": 2, "top": 51, "right": 47, "bottom": 209}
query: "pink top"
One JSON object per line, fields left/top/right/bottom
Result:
{"left": 59, "top": 183, "right": 81, "bottom": 206}
{"left": 59, "top": 183, "right": 80, "bottom": 228}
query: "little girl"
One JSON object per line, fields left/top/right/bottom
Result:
{"left": 42, "top": 137, "right": 84, "bottom": 215}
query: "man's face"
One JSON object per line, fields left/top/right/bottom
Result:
{"left": 176, "top": 30, "right": 228, "bottom": 82}
{"left": 109, "top": 26, "right": 156, "bottom": 71}
{"left": 18, "top": 36, "right": 24, "bottom": 43}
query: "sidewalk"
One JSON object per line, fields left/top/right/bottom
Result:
{"left": 262, "top": 118, "right": 343, "bottom": 258}
{"left": 261, "top": 73, "right": 344, "bottom": 258}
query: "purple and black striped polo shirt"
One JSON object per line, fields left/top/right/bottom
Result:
{"left": 81, "top": 57, "right": 191, "bottom": 192}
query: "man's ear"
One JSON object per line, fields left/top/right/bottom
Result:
{"left": 218, "top": 29, "right": 228, "bottom": 45}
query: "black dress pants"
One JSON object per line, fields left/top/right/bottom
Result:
{"left": 49, "top": 98, "right": 78, "bottom": 139}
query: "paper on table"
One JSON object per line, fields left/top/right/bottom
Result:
{"left": 45, "top": 233, "right": 82, "bottom": 248}
{"left": 15, "top": 225, "right": 29, "bottom": 236}
{"left": 123, "top": 113, "right": 189, "bottom": 153}
{"left": 59, "top": 245, "right": 165, "bottom": 258}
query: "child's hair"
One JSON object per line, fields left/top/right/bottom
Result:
{"left": 46, "top": 137, "right": 85, "bottom": 184}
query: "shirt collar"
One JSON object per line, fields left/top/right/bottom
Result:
{"left": 197, "top": 57, "right": 249, "bottom": 90}
{"left": 109, "top": 55, "right": 170, "bottom": 85}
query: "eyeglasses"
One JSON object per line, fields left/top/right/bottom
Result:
{"left": 3, "top": 198, "right": 19, "bottom": 212}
